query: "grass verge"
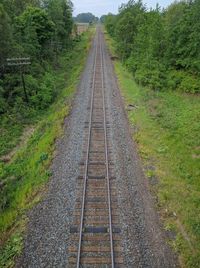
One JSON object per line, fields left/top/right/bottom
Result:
{"left": 105, "top": 32, "right": 200, "bottom": 268}
{"left": 0, "top": 29, "right": 94, "bottom": 267}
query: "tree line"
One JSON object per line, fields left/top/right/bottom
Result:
{"left": 74, "top": 12, "right": 99, "bottom": 24}
{"left": 103, "top": 0, "right": 200, "bottom": 93}
{"left": 0, "top": 0, "right": 74, "bottom": 114}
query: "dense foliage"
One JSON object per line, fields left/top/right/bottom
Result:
{"left": 103, "top": 0, "right": 200, "bottom": 93}
{"left": 74, "top": 12, "right": 98, "bottom": 23}
{"left": 0, "top": 0, "right": 74, "bottom": 114}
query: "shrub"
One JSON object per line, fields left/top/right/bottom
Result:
{"left": 167, "top": 70, "right": 200, "bottom": 93}
{"left": 30, "top": 72, "right": 55, "bottom": 109}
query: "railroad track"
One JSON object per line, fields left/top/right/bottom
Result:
{"left": 68, "top": 28, "right": 124, "bottom": 268}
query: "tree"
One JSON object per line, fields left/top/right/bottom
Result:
{"left": 104, "top": 14, "right": 116, "bottom": 37}
{"left": 74, "top": 13, "right": 98, "bottom": 23}
{"left": 164, "top": 0, "right": 200, "bottom": 74}
{"left": 0, "top": 0, "right": 41, "bottom": 18}
{"left": 43, "top": 0, "right": 73, "bottom": 48}
{"left": 100, "top": 15, "right": 107, "bottom": 23}
{"left": 104, "top": 0, "right": 200, "bottom": 92}
{"left": 114, "top": 0, "right": 146, "bottom": 60}
{"left": 0, "top": 0, "right": 75, "bottom": 111}
{"left": 16, "top": 7, "right": 55, "bottom": 57}
{"left": 128, "top": 9, "right": 166, "bottom": 89}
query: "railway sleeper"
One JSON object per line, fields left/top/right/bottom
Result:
{"left": 69, "top": 256, "right": 124, "bottom": 265}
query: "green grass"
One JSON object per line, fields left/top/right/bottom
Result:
{"left": 0, "top": 123, "right": 23, "bottom": 157}
{"left": 0, "top": 29, "right": 94, "bottom": 267}
{"left": 105, "top": 33, "right": 200, "bottom": 267}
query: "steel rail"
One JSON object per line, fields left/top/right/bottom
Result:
{"left": 76, "top": 32, "right": 98, "bottom": 268}
{"left": 100, "top": 31, "right": 115, "bottom": 268}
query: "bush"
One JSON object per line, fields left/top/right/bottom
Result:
{"left": 179, "top": 74, "right": 200, "bottom": 93}
{"left": 167, "top": 70, "right": 200, "bottom": 93}
{"left": 30, "top": 72, "right": 55, "bottom": 109}
{"left": 126, "top": 55, "right": 167, "bottom": 91}
{"left": 125, "top": 55, "right": 137, "bottom": 73}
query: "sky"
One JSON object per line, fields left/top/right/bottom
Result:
{"left": 73, "top": 0, "right": 175, "bottom": 17}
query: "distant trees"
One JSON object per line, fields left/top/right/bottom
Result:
{"left": 100, "top": 15, "right": 107, "bottom": 23}
{"left": 104, "top": 0, "right": 200, "bottom": 93}
{"left": 74, "top": 12, "right": 98, "bottom": 23}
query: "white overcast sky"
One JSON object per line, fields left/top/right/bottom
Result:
{"left": 72, "top": 0, "right": 175, "bottom": 17}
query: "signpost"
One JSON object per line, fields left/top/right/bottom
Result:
{"left": 6, "top": 57, "right": 31, "bottom": 103}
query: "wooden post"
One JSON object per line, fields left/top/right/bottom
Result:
{"left": 21, "top": 69, "right": 29, "bottom": 103}
{"left": 6, "top": 57, "right": 31, "bottom": 103}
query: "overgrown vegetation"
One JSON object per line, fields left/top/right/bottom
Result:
{"left": 105, "top": 16, "right": 200, "bottom": 268}
{"left": 103, "top": 0, "right": 200, "bottom": 93}
{"left": 0, "top": 0, "right": 94, "bottom": 265}
{"left": 0, "top": 0, "right": 74, "bottom": 157}
{"left": 104, "top": 3, "right": 200, "bottom": 263}
{"left": 0, "top": 28, "right": 93, "bottom": 267}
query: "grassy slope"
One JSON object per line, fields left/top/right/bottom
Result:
{"left": 0, "top": 29, "right": 94, "bottom": 267}
{"left": 105, "top": 33, "right": 200, "bottom": 267}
